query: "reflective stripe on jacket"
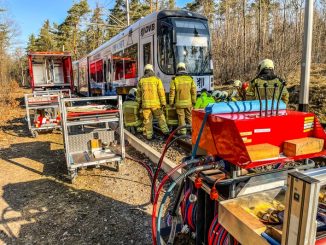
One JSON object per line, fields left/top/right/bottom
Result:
{"left": 194, "top": 92, "right": 215, "bottom": 109}
{"left": 169, "top": 75, "right": 196, "bottom": 108}
{"left": 136, "top": 75, "right": 166, "bottom": 109}
{"left": 247, "top": 78, "right": 289, "bottom": 104}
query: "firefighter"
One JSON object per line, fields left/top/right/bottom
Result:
{"left": 136, "top": 64, "right": 169, "bottom": 140}
{"left": 194, "top": 88, "right": 215, "bottom": 109}
{"left": 122, "top": 89, "right": 143, "bottom": 133}
{"left": 169, "top": 62, "right": 196, "bottom": 135}
{"left": 247, "top": 59, "right": 289, "bottom": 104}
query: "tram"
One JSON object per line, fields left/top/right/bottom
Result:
{"left": 73, "top": 10, "right": 214, "bottom": 96}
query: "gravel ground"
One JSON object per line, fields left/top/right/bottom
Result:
{"left": 136, "top": 134, "right": 189, "bottom": 164}
{"left": 0, "top": 88, "right": 155, "bottom": 245}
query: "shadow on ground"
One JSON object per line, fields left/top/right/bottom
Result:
{"left": 0, "top": 116, "right": 36, "bottom": 138}
{"left": 0, "top": 141, "right": 66, "bottom": 179}
{"left": 0, "top": 179, "right": 151, "bottom": 244}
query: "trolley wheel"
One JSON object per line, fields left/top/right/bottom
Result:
{"left": 31, "top": 131, "right": 38, "bottom": 138}
{"left": 115, "top": 161, "right": 120, "bottom": 172}
{"left": 69, "top": 170, "right": 77, "bottom": 183}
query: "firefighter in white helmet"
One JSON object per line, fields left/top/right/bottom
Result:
{"left": 136, "top": 64, "right": 169, "bottom": 140}
{"left": 169, "top": 62, "right": 196, "bottom": 135}
{"left": 247, "top": 59, "right": 289, "bottom": 104}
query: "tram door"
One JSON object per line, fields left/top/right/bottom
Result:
{"left": 140, "top": 36, "right": 154, "bottom": 77}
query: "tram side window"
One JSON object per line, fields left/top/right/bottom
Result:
{"left": 124, "top": 44, "right": 138, "bottom": 79}
{"left": 106, "top": 59, "right": 111, "bottom": 82}
{"left": 103, "top": 61, "right": 107, "bottom": 83}
{"left": 96, "top": 60, "right": 103, "bottom": 83}
{"left": 79, "top": 67, "right": 85, "bottom": 85}
{"left": 143, "top": 43, "right": 152, "bottom": 66}
{"left": 158, "top": 26, "right": 174, "bottom": 74}
{"left": 90, "top": 62, "right": 96, "bottom": 83}
{"left": 113, "top": 51, "right": 124, "bottom": 80}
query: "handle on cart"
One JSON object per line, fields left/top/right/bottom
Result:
{"left": 271, "top": 83, "right": 278, "bottom": 115}
{"left": 263, "top": 82, "right": 268, "bottom": 116}
{"left": 255, "top": 83, "right": 262, "bottom": 117}
{"left": 276, "top": 81, "right": 286, "bottom": 115}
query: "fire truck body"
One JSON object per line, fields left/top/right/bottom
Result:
{"left": 28, "top": 51, "right": 74, "bottom": 92}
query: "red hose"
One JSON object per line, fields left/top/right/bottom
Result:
{"left": 220, "top": 229, "right": 228, "bottom": 245}
{"left": 151, "top": 125, "right": 188, "bottom": 202}
{"left": 181, "top": 189, "right": 191, "bottom": 221}
{"left": 187, "top": 203, "right": 195, "bottom": 231}
{"left": 208, "top": 214, "right": 219, "bottom": 245}
{"left": 151, "top": 161, "right": 188, "bottom": 245}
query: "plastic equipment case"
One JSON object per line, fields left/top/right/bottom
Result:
{"left": 217, "top": 167, "right": 326, "bottom": 245}
{"left": 24, "top": 89, "right": 71, "bottom": 137}
{"left": 60, "top": 96, "right": 125, "bottom": 179}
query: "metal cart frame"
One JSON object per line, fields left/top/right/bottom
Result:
{"left": 60, "top": 96, "right": 125, "bottom": 179}
{"left": 25, "top": 89, "right": 71, "bottom": 137}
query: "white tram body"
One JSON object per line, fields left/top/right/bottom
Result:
{"left": 74, "top": 10, "right": 214, "bottom": 96}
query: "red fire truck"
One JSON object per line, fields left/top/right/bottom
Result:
{"left": 28, "top": 52, "right": 74, "bottom": 92}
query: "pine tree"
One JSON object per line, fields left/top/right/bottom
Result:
{"left": 35, "top": 20, "right": 57, "bottom": 51}
{"left": 85, "top": 5, "right": 105, "bottom": 52}
{"left": 106, "top": 0, "right": 151, "bottom": 39}
{"left": 106, "top": 0, "right": 126, "bottom": 39}
{"left": 57, "top": 0, "right": 90, "bottom": 58}
{"left": 130, "top": 0, "right": 150, "bottom": 23}
{"left": 186, "top": 0, "right": 215, "bottom": 22}
{"left": 27, "top": 34, "right": 37, "bottom": 51}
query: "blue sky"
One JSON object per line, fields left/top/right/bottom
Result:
{"left": 4, "top": 0, "right": 189, "bottom": 49}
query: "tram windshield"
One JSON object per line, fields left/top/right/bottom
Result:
{"left": 158, "top": 17, "right": 212, "bottom": 75}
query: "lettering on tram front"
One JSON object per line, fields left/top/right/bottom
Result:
{"left": 141, "top": 23, "right": 155, "bottom": 38}
{"left": 196, "top": 77, "right": 205, "bottom": 89}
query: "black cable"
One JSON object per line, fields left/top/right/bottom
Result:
{"left": 276, "top": 81, "right": 286, "bottom": 115}
{"left": 255, "top": 83, "right": 262, "bottom": 117}
{"left": 263, "top": 82, "right": 268, "bottom": 116}
{"left": 271, "top": 83, "right": 278, "bottom": 115}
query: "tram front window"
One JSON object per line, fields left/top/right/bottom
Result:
{"left": 158, "top": 17, "right": 212, "bottom": 75}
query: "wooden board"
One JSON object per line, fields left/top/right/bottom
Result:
{"left": 246, "top": 143, "right": 280, "bottom": 161}
{"left": 219, "top": 202, "right": 269, "bottom": 245}
{"left": 283, "top": 137, "right": 324, "bottom": 157}
{"left": 266, "top": 225, "right": 282, "bottom": 243}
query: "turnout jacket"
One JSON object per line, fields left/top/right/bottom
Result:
{"left": 247, "top": 71, "right": 289, "bottom": 104}
{"left": 136, "top": 72, "right": 166, "bottom": 109}
{"left": 169, "top": 73, "right": 196, "bottom": 108}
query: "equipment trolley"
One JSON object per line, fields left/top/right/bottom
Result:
{"left": 24, "top": 89, "right": 71, "bottom": 137}
{"left": 60, "top": 96, "right": 125, "bottom": 179}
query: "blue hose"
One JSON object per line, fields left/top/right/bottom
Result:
{"left": 261, "top": 232, "right": 281, "bottom": 245}
{"left": 192, "top": 104, "right": 213, "bottom": 159}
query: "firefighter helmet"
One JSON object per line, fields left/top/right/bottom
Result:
{"left": 258, "top": 59, "right": 274, "bottom": 73}
{"left": 144, "top": 64, "right": 154, "bottom": 72}
{"left": 233, "top": 80, "right": 242, "bottom": 87}
{"left": 177, "top": 62, "right": 186, "bottom": 70}
{"left": 129, "top": 88, "right": 137, "bottom": 97}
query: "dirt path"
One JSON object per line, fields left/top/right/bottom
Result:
{"left": 0, "top": 88, "right": 152, "bottom": 245}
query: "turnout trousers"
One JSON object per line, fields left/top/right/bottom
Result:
{"left": 176, "top": 107, "right": 192, "bottom": 135}
{"left": 142, "top": 108, "right": 169, "bottom": 139}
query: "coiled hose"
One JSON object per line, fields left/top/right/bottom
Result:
{"left": 156, "top": 163, "right": 220, "bottom": 245}
{"left": 151, "top": 158, "right": 201, "bottom": 245}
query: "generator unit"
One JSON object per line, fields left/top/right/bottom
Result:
{"left": 152, "top": 99, "right": 326, "bottom": 245}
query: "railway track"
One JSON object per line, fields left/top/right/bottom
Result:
{"left": 153, "top": 125, "right": 192, "bottom": 153}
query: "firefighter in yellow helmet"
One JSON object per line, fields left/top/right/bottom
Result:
{"left": 169, "top": 62, "right": 196, "bottom": 135}
{"left": 247, "top": 59, "right": 289, "bottom": 104}
{"left": 136, "top": 64, "right": 169, "bottom": 140}
{"left": 122, "top": 89, "right": 143, "bottom": 133}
